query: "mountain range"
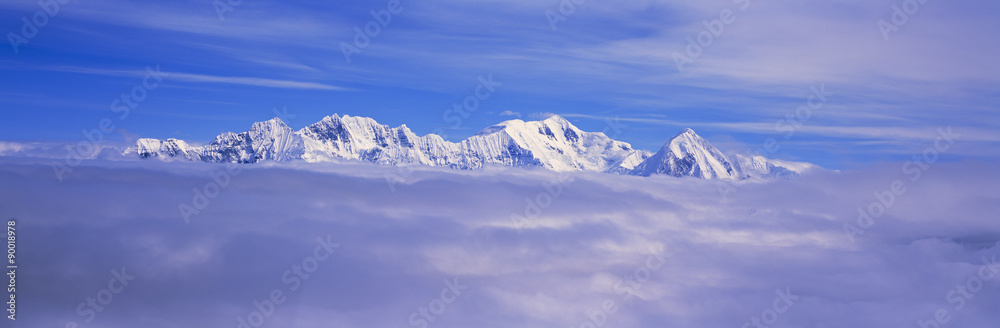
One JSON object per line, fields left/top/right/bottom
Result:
{"left": 125, "top": 114, "right": 815, "bottom": 179}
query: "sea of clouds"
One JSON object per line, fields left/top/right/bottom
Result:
{"left": 1, "top": 157, "right": 998, "bottom": 328}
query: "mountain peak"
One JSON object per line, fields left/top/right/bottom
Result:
{"left": 666, "top": 128, "right": 708, "bottom": 146}
{"left": 249, "top": 117, "right": 293, "bottom": 134}
{"left": 669, "top": 128, "right": 702, "bottom": 141}
{"left": 540, "top": 115, "right": 579, "bottom": 132}
{"left": 475, "top": 114, "right": 581, "bottom": 138}
{"left": 474, "top": 119, "right": 522, "bottom": 136}
{"left": 631, "top": 128, "right": 739, "bottom": 179}
{"left": 542, "top": 114, "right": 569, "bottom": 124}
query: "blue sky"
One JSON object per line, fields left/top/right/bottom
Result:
{"left": 1, "top": 0, "right": 998, "bottom": 169}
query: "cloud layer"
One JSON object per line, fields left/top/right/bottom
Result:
{"left": 2, "top": 158, "right": 999, "bottom": 327}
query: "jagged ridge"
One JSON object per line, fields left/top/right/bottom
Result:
{"left": 127, "top": 114, "right": 815, "bottom": 179}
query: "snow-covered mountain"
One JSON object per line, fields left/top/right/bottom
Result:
{"left": 628, "top": 128, "right": 807, "bottom": 179}
{"left": 127, "top": 114, "right": 814, "bottom": 179}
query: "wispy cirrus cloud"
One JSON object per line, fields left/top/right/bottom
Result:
{"left": 38, "top": 66, "right": 350, "bottom": 91}
{"left": 498, "top": 110, "right": 521, "bottom": 118}
{"left": 559, "top": 113, "right": 1000, "bottom": 142}
{"left": 165, "top": 72, "right": 351, "bottom": 91}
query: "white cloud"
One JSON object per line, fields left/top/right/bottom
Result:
{"left": 528, "top": 112, "right": 558, "bottom": 120}
{"left": 3, "top": 158, "right": 999, "bottom": 327}
{"left": 42, "top": 66, "right": 350, "bottom": 91}
{"left": 498, "top": 110, "right": 521, "bottom": 118}
{"left": 166, "top": 72, "right": 350, "bottom": 91}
